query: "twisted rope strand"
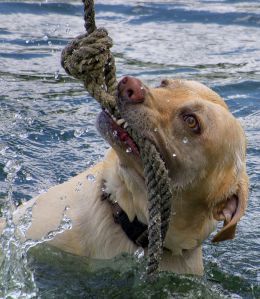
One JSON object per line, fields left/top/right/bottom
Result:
{"left": 83, "top": 0, "right": 96, "bottom": 34}
{"left": 61, "top": 0, "right": 172, "bottom": 276}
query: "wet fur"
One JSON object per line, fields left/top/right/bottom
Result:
{"left": 0, "top": 79, "right": 248, "bottom": 275}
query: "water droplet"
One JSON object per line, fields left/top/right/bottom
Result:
{"left": 25, "top": 40, "right": 30, "bottom": 44}
{"left": 54, "top": 70, "right": 60, "bottom": 80}
{"left": 64, "top": 206, "right": 70, "bottom": 211}
{"left": 86, "top": 174, "right": 95, "bottom": 182}
{"left": 25, "top": 173, "right": 32, "bottom": 181}
{"left": 27, "top": 118, "right": 34, "bottom": 125}
{"left": 62, "top": 221, "right": 72, "bottom": 230}
{"left": 126, "top": 147, "right": 132, "bottom": 153}
{"left": 134, "top": 247, "right": 145, "bottom": 259}
{"left": 48, "top": 41, "right": 52, "bottom": 46}
{"left": 0, "top": 146, "right": 8, "bottom": 155}
{"left": 65, "top": 23, "right": 71, "bottom": 33}
{"left": 182, "top": 137, "right": 188, "bottom": 144}
{"left": 4, "top": 160, "right": 21, "bottom": 174}
{"left": 74, "top": 128, "right": 84, "bottom": 138}
{"left": 172, "top": 153, "right": 177, "bottom": 157}
{"left": 19, "top": 133, "right": 28, "bottom": 139}
{"left": 14, "top": 113, "right": 22, "bottom": 120}
{"left": 42, "top": 35, "right": 48, "bottom": 41}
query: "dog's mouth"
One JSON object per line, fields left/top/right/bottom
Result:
{"left": 96, "top": 110, "right": 140, "bottom": 157}
{"left": 96, "top": 76, "right": 165, "bottom": 165}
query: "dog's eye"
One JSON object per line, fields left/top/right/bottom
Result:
{"left": 183, "top": 114, "right": 201, "bottom": 133}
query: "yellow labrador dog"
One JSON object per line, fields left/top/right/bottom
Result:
{"left": 0, "top": 77, "right": 248, "bottom": 275}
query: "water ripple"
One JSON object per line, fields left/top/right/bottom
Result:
{"left": 0, "top": 1, "right": 259, "bottom": 298}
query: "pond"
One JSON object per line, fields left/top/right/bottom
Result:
{"left": 0, "top": 0, "right": 259, "bottom": 298}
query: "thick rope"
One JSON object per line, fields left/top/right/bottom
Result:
{"left": 130, "top": 130, "right": 172, "bottom": 276}
{"left": 61, "top": 0, "right": 172, "bottom": 276}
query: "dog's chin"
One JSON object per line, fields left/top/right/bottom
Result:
{"left": 96, "top": 110, "right": 140, "bottom": 159}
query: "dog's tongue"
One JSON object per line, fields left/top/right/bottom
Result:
{"left": 118, "top": 128, "right": 139, "bottom": 155}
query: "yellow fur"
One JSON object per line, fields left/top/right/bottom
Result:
{"left": 0, "top": 79, "right": 248, "bottom": 275}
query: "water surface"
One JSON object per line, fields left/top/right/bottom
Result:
{"left": 0, "top": 0, "right": 259, "bottom": 298}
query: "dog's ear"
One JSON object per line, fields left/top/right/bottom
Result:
{"left": 212, "top": 176, "right": 248, "bottom": 243}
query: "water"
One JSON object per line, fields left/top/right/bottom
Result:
{"left": 0, "top": 0, "right": 259, "bottom": 298}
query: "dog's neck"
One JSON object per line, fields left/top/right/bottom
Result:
{"left": 101, "top": 149, "right": 216, "bottom": 255}
{"left": 101, "top": 149, "right": 149, "bottom": 225}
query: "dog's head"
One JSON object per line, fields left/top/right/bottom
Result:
{"left": 97, "top": 77, "right": 248, "bottom": 243}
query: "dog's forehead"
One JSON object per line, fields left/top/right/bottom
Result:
{"left": 153, "top": 79, "right": 228, "bottom": 110}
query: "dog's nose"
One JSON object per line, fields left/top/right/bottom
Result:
{"left": 118, "top": 76, "right": 145, "bottom": 103}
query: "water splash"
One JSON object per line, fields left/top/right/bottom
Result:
{"left": 0, "top": 159, "right": 72, "bottom": 298}
{"left": 22, "top": 206, "right": 72, "bottom": 251}
{"left": 74, "top": 128, "right": 85, "bottom": 138}
{"left": 0, "top": 160, "right": 37, "bottom": 298}
{"left": 134, "top": 248, "right": 144, "bottom": 260}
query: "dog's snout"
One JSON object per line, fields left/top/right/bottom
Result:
{"left": 118, "top": 76, "right": 145, "bottom": 103}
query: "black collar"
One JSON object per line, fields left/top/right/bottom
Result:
{"left": 101, "top": 191, "right": 148, "bottom": 248}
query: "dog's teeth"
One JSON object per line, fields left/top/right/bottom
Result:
{"left": 116, "top": 119, "right": 125, "bottom": 126}
{"left": 112, "top": 115, "right": 117, "bottom": 122}
{"left": 123, "top": 122, "right": 128, "bottom": 129}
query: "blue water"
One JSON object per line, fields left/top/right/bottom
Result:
{"left": 0, "top": 0, "right": 259, "bottom": 298}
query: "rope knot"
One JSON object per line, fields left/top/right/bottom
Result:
{"left": 61, "top": 28, "right": 113, "bottom": 84}
{"left": 61, "top": 27, "right": 118, "bottom": 115}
